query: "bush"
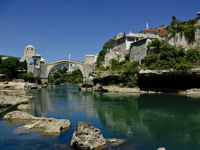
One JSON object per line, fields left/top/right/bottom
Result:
{"left": 174, "top": 63, "right": 191, "bottom": 71}
{"left": 186, "top": 48, "right": 200, "bottom": 63}
{"left": 147, "top": 39, "right": 162, "bottom": 49}
{"left": 144, "top": 54, "right": 159, "bottom": 66}
{"left": 124, "top": 53, "right": 130, "bottom": 61}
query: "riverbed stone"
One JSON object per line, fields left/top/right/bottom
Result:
{"left": 0, "top": 95, "right": 29, "bottom": 107}
{"left": 106, "top": 138, "right": 126, "bottom": 146}
{"left": 3, "top": 111, "right": 37, "bottom": 121}
{"left": 157, "top": 148, "right": 166, "bottom": 150}
{"left": 17, "top": 104, "right": 31, "bottom": 111}
{"left": 4, "top": 111, "right": 71, "bottom": 136}
{"left": 21, "top": 118, "right": 71, "bottom": 136}
{"left": 71, "top": 121, "right": 106, "bottom": 150}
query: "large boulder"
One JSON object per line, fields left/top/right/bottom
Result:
{"left": 0, "top": 96, "right": 29, "bottom": 107}
{"left": 3, "top": 111, "right": 71, "bottom": 136}
{"left": 71, "top": 121, "right": 106, "bottom": 150}
{"left": 3, "top": 111, "right": 37, "bottom": 121}
{"left": 17, "top": 104, "right": 31, "bottom": 111}
{"left": 21, "top": 118, "right": 71, "bottom": 136}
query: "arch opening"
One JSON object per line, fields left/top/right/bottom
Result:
{"left": 47, "top": 62, "right": 83, "bottom": 85}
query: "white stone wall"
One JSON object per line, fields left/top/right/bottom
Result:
{"left": 20, "top": 45, "right": 35, "bottom": 62}
{"left": 84, "top": 55, "right": 97, "bottom": 64}
{"left": 168, "top": 29, "right": 200, "bottom": 50}
{"left": 130, "top": 38, "right": 151, "bottom": 63}
{"left": 102, "top": 42, "right": 127, "bottom": 67}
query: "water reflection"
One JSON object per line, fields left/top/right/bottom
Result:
{"left": 27, "top": 86, "right": 200, "bottom": 149}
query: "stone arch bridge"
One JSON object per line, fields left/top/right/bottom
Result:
{"left": 39, "top": 60, "right": 93, "bottom": 83}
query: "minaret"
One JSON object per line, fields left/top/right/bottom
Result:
{"left": 146, "top": 22, "right": 149, "bottom": 29}
{"left": 68, "top": 53, "right": 71, "bottom": 72}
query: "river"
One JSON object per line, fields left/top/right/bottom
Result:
{"left": 1, "top": 85, "right": 200, "bottom": 150}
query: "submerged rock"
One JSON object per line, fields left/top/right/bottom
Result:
{"left": 0, "top": 96, "right": 29, "bottom": 107}
{"left": 71, "top": 121, "right": 106, "bottom": 150}
{"left": 3, "top": 111, "right": 71, "bottom": 136}
{"left": 21, "top": 118, "right": 71, "bottom": 136}
{"left": 3, "top": 111, "right": 37, "bottom": 121}
{"left": 17, "top": 104, "right": 31, "bottom": 111}
{"left": 157, "top": 148, "right": 166, "bottom": 150}
{"left": 106, "top": 138, "right": 126, "bottom": 146}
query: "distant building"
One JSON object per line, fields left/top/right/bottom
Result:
{"left": 102, "top": 31, "right": 145, "bottom": 66}
{"left": 84, "top": 54, "right": 98, "bottom": 64}
{"left": 196, "top": 12, "right": 200, "bottom": 24}
{"left": 20, "top": 45, "right": 46, "bottom": 76}
{"left": 139, "top": 24, "right": 168, "bottom": 39}
{"left": 130, "top": 38, "right": 160, "bottom": 64}
{"left": 20, "top": 45, "right": 36, "bottom": 63}
{"left": 101, "top": 30, "right": 162, "bottom": 66}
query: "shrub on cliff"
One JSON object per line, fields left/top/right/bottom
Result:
{"left": 96, "top": 39, "right": 114, "bottom": 68}
{"left": 186, "top": 48, "right": 200, "bottom": 63}
{"left": 121, "top": 61, "right": 139, "bottom": 87}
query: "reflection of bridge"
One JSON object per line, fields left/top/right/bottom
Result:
{"left": 39, "top": 59, "right": 93, "bottom": 83}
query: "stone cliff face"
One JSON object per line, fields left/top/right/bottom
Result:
{"left": 168, "top": 28, "right": 200, "bottom": 50}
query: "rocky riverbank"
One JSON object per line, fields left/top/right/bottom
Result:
{"left": 0, "top": 81, "right": 34, "bottom": 113}
{"left": 104, "top": 86, "right": 200, "bottom": 97}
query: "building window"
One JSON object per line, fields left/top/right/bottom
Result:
{"left": 31, "top": 48, "right": 33, "bottom": 50}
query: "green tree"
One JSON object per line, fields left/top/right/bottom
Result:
{"left": 186, "top": 48, "right": 200, "bottom": 63}
{"left": 121, "top": 61, "right": 139, "bottom": 87}
{"left": 96, "top": 39, "right": 114, "bottom": 67}
{"left": 49, "top": 76, "right": 55, "bottom": 84}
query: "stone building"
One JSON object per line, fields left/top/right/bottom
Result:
{"left": 102, "top": 31, "right": 145, "bottom": 66}
{"left": 20, "top": 45, "right": 36, "bottom": 63}
{"left": 130, "top": 38, "right": 161, "bottom": 64}
{"left": 84, "top": 54, "right": 98, "bottom": 64}
{"left": 195, "top": 12, "right": 200, "bottom": 24}
{"left": 139, "top": 24, "right": 168, "bottom": 39}
{"left": 20, "top": 45, "right": 46, "bottom": 76}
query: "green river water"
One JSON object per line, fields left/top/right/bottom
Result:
{"left": 1, "top": 85, "right": 200, "bottom": 150}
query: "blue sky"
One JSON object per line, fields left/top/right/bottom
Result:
{"left": 0, "top": 0, "right": 200, "bottom": 62}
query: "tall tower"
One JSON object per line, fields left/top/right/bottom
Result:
{"left": 68, "top": 53, "right": 71, "bottom": 72}
{"left": 20, "top": 45, "right": 36, "bottom": 62}
{"left": 146, "top": 22, "right": 149, "bottom": 29}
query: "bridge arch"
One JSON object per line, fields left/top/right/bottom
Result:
{"left": 40, "top": 60, "right": 92, "bottom": 83}
{"left": 46, "top": 60, "right": 84, "bottom": 79}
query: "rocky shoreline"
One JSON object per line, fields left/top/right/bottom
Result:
{"left": 80, "top": 84, "right": 200, "bottom": 98}
{"left": 104, "top": 86, "right": 200, "bottom": 98}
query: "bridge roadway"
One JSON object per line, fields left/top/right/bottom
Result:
{"left": 39, "top": 59, "right": 93, "bottom": 83}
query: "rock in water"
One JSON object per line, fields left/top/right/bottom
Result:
{"left": 3, "top": 111, "right": 37, "bottom": 121}
{"left": 17, "top": 104, "right": 31, "bottom": 111}
{"left": 21, "top": 118, "right": 71, "bottom": 136}
{"left": 157, "top": 148, "right": 166, "bottom": 150}
{"left": 71, "top": 121, "right": 106, "bottom": 150}
{"left": 3, "top": 111, "right": 71, "bottom": 136}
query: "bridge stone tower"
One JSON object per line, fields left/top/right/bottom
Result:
{"left": 20, "top": 45, "right": 36, "bottom": 63}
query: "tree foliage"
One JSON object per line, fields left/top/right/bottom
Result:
{"left": 121, "top": 61, "right": 139, "bottom": 87}
{"left": 168, "top": 17, "right": 199, "bottom": 44}
{"left": 0, "top": 57, "right": 27, "bottom": 79}
{"left": 96, "top": 39, "right": 114, "bottom": 67}
{"left": 143, "top": 41, "right": 198, "bottom": 71}
{"left": 50, "top": 67, "right": 83, "bottom": 85}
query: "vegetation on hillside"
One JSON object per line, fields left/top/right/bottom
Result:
{"left": 0, "top": 55, "right": 42, "bottom": 83}
{"left": 96, "top": 39, "right": 114, "bottom": 68}
{"left": 168, "top": 16, "right": 200, "bottom": 44}
{"left": 0, "top": 56, "right": 27, "bottom": 78}
{"left": 144, "top": 40, "right": 200, "bottom": 70}
{"left": 49, "top": 67, "right": 83, "bottom": 85}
